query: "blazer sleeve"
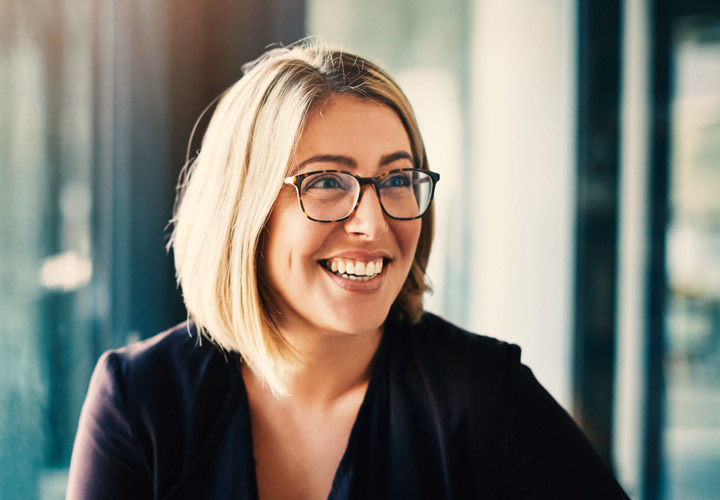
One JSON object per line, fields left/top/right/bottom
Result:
{"left": 502, "top": 358, "right": 630, "bottom": 500}
{"left": 66, "top": 352, "right": 153, "bottom": 500}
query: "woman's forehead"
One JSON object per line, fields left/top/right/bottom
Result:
{"left": 292, "top": 95, "right": 413, "bottom": 173}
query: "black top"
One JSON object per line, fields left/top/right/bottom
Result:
{"left": 67, "top": 313, "right": 630, "bottom": 499}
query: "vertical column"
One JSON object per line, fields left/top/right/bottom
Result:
{"left": 573, "top": 0, "right": 622, "bottom": 464}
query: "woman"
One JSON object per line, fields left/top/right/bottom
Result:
{"left": 67, "top": 41, "right": 629, "bottom": 499}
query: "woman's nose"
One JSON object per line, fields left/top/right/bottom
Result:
{"left": 343, "top": 186, "right": 388, "bottom": 239}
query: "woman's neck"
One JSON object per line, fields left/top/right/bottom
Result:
{"left": 243, "top": 326, "right": 383, "bottom": 500}
{"left": 245, "top": 326, "right": 382, "bottom": 407}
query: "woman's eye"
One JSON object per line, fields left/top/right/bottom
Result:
{"left": 305, "top": 174, "right": 347, "bottom": 191}
{"left": 382, "top": 173, "right": 412, "bottom": 188}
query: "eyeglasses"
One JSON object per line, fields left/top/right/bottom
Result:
{"left": 283, "top": 168, "right": 440, "bottom": 222}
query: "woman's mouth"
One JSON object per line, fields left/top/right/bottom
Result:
{"left": 320, "top": 257, "right": 385, "bottom": 281}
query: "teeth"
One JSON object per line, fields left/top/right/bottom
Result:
{"left": 323, "top": 257, "right": 385, "bottom": 280}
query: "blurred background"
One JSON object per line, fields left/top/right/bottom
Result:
{"left": 1, "top": 0, "right": 719, "bottom": 498}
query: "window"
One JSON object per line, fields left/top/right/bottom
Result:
{"left": 664, "top": 17, "right": 720, "bottom": 500}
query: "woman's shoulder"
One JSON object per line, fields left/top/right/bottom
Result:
{"left": 392, "top": 311, "right": 522, "bottom": 373}
{"left": 98, "top": 321, "right": 231, "bottom": 395}
{"left": 102, "top": 321, "right": 233, "bottom": 378}
{"left": 72, "top": 323, "right": 247, "bottom": 496}
{"left": 382, "top": 313, "right": 630, "bottom": 499}
{"left": 384, "top": 311, "right": 525, "bottom": 414}
{"left": 87, "top": 323, "right": 242, "bottom": 471}
{"left": 96, "top": 321, "right": 240, "bottom": 417}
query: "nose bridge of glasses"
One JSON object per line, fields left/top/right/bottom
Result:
{"left": 353, "top": 176, "right": 384, "bottom": 212}
{"left": 356, "top": 175, "right": 380, "bottom": 190}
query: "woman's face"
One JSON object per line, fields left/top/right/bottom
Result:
{"left": 262, "top": 94, "right": 422, "bottom": 339}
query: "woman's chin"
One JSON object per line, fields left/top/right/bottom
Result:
{"left": 317, "top": 305, "right": 390, "bottom": 337}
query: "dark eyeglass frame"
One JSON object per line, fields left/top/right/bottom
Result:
{"left": 283, "top": 168, "right": 440, "bottom": 223}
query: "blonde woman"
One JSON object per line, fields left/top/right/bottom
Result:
{"left": 67, "top": 41, "right": 629, "bottom": 499}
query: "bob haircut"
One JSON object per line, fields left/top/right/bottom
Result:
{"left": 169, "top": 40, "right": 434, "bottom": 396}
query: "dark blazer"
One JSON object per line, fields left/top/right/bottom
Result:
{"left": 67, "top": 313, "right": 629, "bottom": 499}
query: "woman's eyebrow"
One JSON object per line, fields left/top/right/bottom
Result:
{"left": 379, "top": 151, "right": 414, "bottom": 166}
{"left": 295, "top": 151, "right": 414, "bottom": 171}
{"left": 296, "top": 155, "right": 357, "bottom": 170}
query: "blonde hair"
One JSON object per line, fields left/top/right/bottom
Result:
{"left": 169, "top": 40, "right": 434, "bottom": 396}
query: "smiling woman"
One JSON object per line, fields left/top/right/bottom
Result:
{"left": 66, "top": 40, "right": 629, "bottom": 500}
{"left": 262, "top": 96, "right": 423, "bottom": 343}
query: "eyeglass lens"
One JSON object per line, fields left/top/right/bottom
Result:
{"left": 299, "top": 170, "right": 435, "bottom": 221}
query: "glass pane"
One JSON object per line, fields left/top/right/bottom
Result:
{"left": 664, "top": 17, "right": 720, "bottom": 500}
